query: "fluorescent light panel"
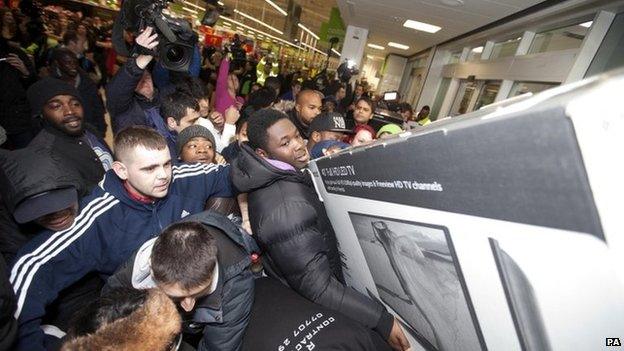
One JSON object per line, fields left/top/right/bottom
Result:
{"left": 265, "top": 0, "right": 288, "bottom": 16}
{"left": 579, "top": 21, "right": 593, "bottom": 28}
{"left": 367, "top": 43, "right": 385, "bottom": 50}
{"left": 297, "top": 23, "right": 320, "bottom": 40}
{"left": 388, "top": 42, "right": 409, "bottom": 50}
{"left": 182, "top": 6, "right": 198, "bottom": 14}
{"left": 403, "top": 19, "right": 441, "bottom": 33}
{"left": 331, "top": 48, "right": 341, "bottom": 56}
{"left": 234, "top": 9, "right": 284, "bottom": 34}
{"left": 471, "top": 46, "right": 483, "bottom": 53}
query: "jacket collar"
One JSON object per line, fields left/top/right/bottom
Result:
{"left": 192, "top": 263, "right": 224, "bottom": 323}
{"left": 100, "top": 170, "right": 163, "bottom": 210}
{"left": 231, "top": 144, "right": 307, "bottom": 194}
{"left": 42, "top": 122, "right": 84, "bottom": 140}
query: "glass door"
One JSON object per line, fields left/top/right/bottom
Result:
{"left": 450, "top": 80, "right": 478, "bottom": 116}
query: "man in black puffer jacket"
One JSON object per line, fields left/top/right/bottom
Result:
{"left": 231, "top": 109, "right": 410, "bottom": 351}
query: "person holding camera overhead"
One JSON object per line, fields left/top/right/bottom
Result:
{"left": 106, "top": 27, "right": 202, "bottom": 158}
{"left": 106, "top": 26, "right": 162, "bottom": 134}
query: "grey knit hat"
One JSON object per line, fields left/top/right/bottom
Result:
{"left": 176, "top": 125, "right": 216, "bottom": 155}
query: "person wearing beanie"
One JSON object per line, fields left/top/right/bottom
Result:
{"left": 26, "top": 77, "right": 113, "bottom": 192}
{"left": 376, "top": 123, "right": 403, "bottom": 139}
{"left": 176, "top": 124, "right": 219, "bottom": 164}
{"left": 177, "top": 124, "right": 251, "bottom": 232}
{"left": 50, "top": 47, "right": 107, "bottom": 138}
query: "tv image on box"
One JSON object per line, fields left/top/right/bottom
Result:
{"left": 349, "top": 212, "right": 485, "bottom": 351}
{"left": 490, "top": 238, "right": 551, "bottom": 351}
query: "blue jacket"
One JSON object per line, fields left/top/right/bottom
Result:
{"left": 9, "top": 162, "right": 233, "bottom": 351}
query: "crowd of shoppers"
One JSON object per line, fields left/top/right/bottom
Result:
{"left": 0, "top": 1, "right": 432, "bottom": 350}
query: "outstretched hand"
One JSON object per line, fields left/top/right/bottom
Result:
{"left": 135, "top": 27, "right": 159, "bottom": 69}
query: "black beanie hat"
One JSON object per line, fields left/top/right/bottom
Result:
{"left": 176, "top": 124, "right": 216, "bottom": 156}
{"left": 26, "top": 77, "right": 83, "bottom": 117}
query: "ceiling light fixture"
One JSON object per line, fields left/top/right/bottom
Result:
{"left": 403, "top": 19, "right": 441, "bottom": 33}
{"left": 297, "top": 23, "right": 320, "bottom": 40}
{"left": 182, "top": 6, "right": 198, "bottom": 14}
{"left": 218, "top": 1, "right": 224, "bottom": 5}
{"left": 331, "top": 48, "right": 341, "bottom": 56}
{"left": 234, "top": 9, "right": 284, "bottom": 34}
{"left": 265, "top": 0, "right": 288, "bottom": 16}
{"left": 367, "top": 43, "right": 385, "bottom": 50}
{"left": 388, "top": 42, "right": 409, "bottom": 50}
{"left": 579, "top": 21, "right": 593, "bottom": 28}
{"left": 471, "top": 46, "right": 483, "bottom": 53}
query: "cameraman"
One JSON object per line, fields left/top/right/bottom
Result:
{"left": 105, "top": 27, "right": 161, "bottom": 134}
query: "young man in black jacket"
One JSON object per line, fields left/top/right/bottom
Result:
{"left": 231, "top": 109, "right": 410, "bottom": 351}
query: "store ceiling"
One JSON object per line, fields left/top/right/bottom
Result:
{"left": 336, "top": 0, "right": 547, "bottom": 56}
{"left": 206, "top": 0, "right": 549, "bottom": 57}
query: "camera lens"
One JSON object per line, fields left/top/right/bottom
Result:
{"left": 166, "top": 46, "right": 184, "bottom": 63}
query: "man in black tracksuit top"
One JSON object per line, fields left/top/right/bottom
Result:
{"left": 231, "top": 109, "right": 410, "bottom": 350}
{"left": 105, "top": 211, "right": 257, "bottom": 351}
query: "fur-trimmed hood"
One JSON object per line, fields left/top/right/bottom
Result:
{"left": 61, "top": 289, "right": 181, "bottom": 351}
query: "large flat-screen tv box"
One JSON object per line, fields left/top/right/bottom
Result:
{"left": 308, "top": 70, "right": 624, "bottom": 351}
